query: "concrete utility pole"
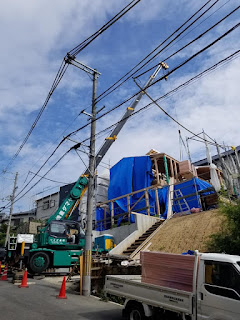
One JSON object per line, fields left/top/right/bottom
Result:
{"left": 186, "top": 138, "right": 192, "bottom": 164}
{"left": 64, "top": 55, "right": 101, "bottom": 296}
{"left": 203, "top": 130, "right": 212, "bottom": 165}
{"left": 83, "top": 70, "right": 98, "bottom": 297}
{"left": 5, "top": 172, "right": 18, "bottom": 247}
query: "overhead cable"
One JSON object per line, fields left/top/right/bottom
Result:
{"left": 2, "top": 60, "right": 68, "bottom": 173}
{"left": 95, "top": 0, "right": 218, "bottom": 103}
{"left": 139, "top": 22, "right": 240, "bottom": 90}
{"left": 134, "top": 80, "right": 226, "bottom": 148}
{"left": 135, "top": 4, "right": 240, "bottom": 78}
{"left": 2, "top": 0, "right": 141, "bottom": 173}
{"left": 10, "top": 150, "right": 71, "bottom": 207}
{"left": 69, "top": 0, "right": 141, "bottom": 57}
{"left": 28, "top": 171, "right": 71, "bottom": 185}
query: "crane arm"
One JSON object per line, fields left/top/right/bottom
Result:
{"left": 45, "top": 176, "right": 88, "bottom": 226}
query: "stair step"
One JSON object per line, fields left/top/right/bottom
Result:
{"left": 122, "top": 250, "right": 134, "bottom": 255}
{"left": 129, "top": 245, "right": 140, "bottom": 249}
{"left": 134, "top": 240, "right": 144, "bottom": 244}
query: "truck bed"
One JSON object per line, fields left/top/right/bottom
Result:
{"left": 105, "top": 275, "right": 193, "bottom": 314}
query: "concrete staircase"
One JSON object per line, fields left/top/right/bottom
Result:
{"left": 122, "top": 220, "right": 163, "bottom": 256}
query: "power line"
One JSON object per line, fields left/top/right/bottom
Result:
{"left": 134, "top": 0, "right": 232, "bottom": 77}
{"left": 9, "top": 150, "right": 71, "bottom": 207}
{"left": 2, "top": 60, "right": 68, "bottom": 174}
{"left": 2, "top": 0, "right": 141, "bottom": 174}
{"left": 69, "top": 0, "right": 141, "bottom": 57}
{"left": 95, "top": 0, "right": 219, "bottom": 104}
{"left": 135, "top": 4, "right": 240, "bottom": 78}
{"left": 139, "top": 22, "right": 240, "bottom": 90}
{"left": 28, "top": 171, "right": 71, "bottom": 185}
{"left": 134, "top": 80, "right": 222, "bottom": 147}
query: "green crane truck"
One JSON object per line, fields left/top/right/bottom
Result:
{"left": 8, "top": 176, "right": 88, "bottom": 273}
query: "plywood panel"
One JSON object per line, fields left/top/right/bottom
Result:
{"left": 141, "top": 251, "right": 195, "bottom": 292}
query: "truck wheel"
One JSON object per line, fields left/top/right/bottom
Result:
{"left": 124, "top": 303, "right": 147, "bottom": 320}
{"left": 29, "top": 252, "right": 50, "bottom": 274}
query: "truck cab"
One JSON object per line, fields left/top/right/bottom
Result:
{"left": 197, "top": 253, "right": 240, "bottom": 319}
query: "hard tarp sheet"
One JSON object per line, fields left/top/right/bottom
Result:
{"left": 173, "top": 178, "right": 213, "bottom": 213}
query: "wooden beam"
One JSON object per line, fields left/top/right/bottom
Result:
{"left": 145, "top": 190, "right": 150, "bottom": 216}
{"left": 174, "top": 161, "right": 178, "bottom": 182}
{"left": 170, "top": 159, "right": 174, "bottom": 178}
{"left": 127, "top": 195, "right": 131, "bottom": 222}
{"left": 154, "top": 158, "right": 160, "bottom": 185}
{"left": 130, "top": 193, "right": 145, "bottom": 211}
{"left": 155, "top": 187, "right": 160, "bottom": 217}
{"left": 97, "top": 183, "right": 164, "bottom": 206}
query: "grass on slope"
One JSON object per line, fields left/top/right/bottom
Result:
{"left": 149, "top": 209, "right": 225, "bottom": 254}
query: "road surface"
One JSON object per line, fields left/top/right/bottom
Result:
{"left": 0, "top": 277, "right": 122, "bottom": 320}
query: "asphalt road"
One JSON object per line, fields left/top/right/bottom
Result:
{"left": 0, "top": 278, "right": 122, "bottom": 320}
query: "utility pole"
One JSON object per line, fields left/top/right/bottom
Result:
{"left": 64, "top": 54, "right": 101, "bottom": 296}
{"left": 5, "top": 172, "right": 18, "bottom": 247}
{"left": 186, "top": 138, "right": 192, "bottom": 164}
{"left": 203, "top": 130, "right": 212, "bottom": 165}
{"left": 82, "top": 70, "right": 98, "bottom": 296}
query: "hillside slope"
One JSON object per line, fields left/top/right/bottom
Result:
{"left": 148, "top": 209, "right": 225, "bottom": 254}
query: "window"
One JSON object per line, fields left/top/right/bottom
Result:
{"left": 50, "top": 222, "right": 66, "bottom": 235}
{"left": 42, "top": 199, "right": 55, "bottom": 210}
{"left": 50, "top": 200, "right": 55, "bottom": 208}
{"left": 43, "top": 201, "right": 49, "bottom": 210}
{"left": 204, "top": 260, "right": 240, "bottom": 300}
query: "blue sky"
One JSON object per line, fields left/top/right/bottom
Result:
{"left": 0, "top": 0, "right": 239, "bottom": 212}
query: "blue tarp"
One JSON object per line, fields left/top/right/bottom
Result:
{"left": 108, "top": 156, "right": 153, "bottom": 227}
{"left": 173, "top": 177, "right": 213, "bottom": 213}
{"left": 96, "top": 158, "right": 214, "bottom": 230}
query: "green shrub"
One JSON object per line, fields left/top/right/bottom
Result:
{"left": 207, "top": 201, "right": 240, "bottom": 255}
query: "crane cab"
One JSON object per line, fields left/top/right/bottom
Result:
{"left": 36, "top": 220, "right": 85, "bottom": 248}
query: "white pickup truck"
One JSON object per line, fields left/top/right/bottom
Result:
{"left": 105, "top": 251, "right": 240, "bottom": 320}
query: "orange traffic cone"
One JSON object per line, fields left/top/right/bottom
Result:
{"left": 57, "top": 276, "right": 67, "bottom": 299}
{"left": 0, "top": 263, "right": 8, "bottom": 281}
{"left": 19, "top": 269, "right": 29, "bottom": 288}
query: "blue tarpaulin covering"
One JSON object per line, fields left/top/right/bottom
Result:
{"left": 96, "top": 157, "right": 214, "bottom": 230}
{"left": 173, "top": 177, "right": 213, "bottom": 213}
{"left": 108, "top": 156, "right": 154, "bottom": 226}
